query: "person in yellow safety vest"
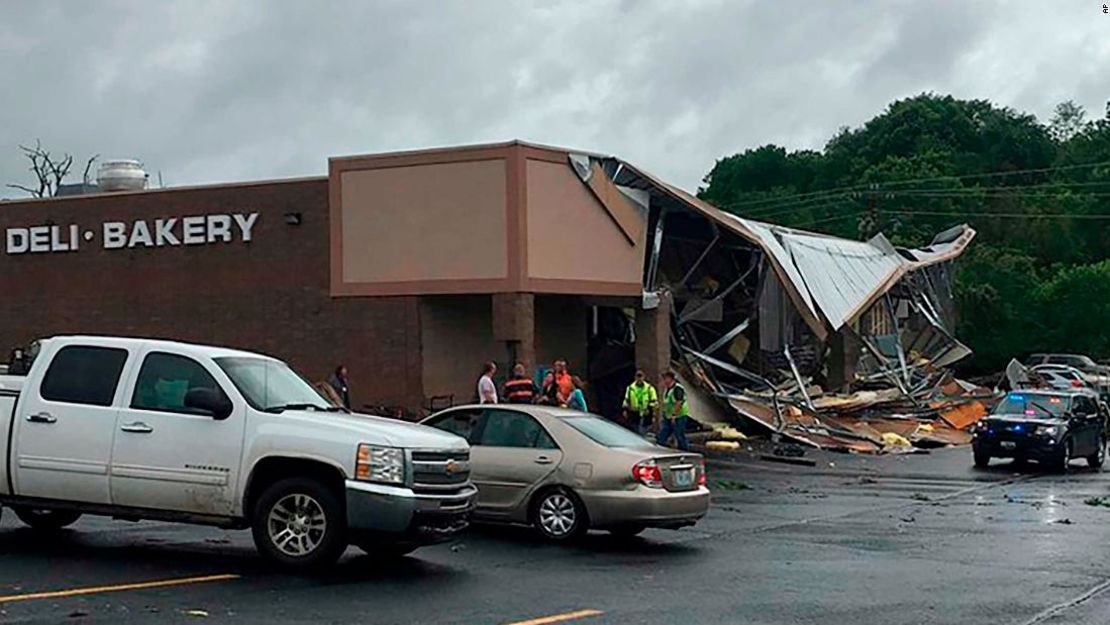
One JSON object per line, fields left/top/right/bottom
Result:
{"left": 622, "top": 369, "right": 658, "bottom": 435}
{"left": 657, "top": 370, "right": 690, "bottom": 451}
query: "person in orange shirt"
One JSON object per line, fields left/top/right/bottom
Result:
{"left": 553, "top": 359, "right": 574, "bottom": 406}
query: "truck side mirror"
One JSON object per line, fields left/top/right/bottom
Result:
{"left": 184, "top": 388, "right": 233, "bottom": 421}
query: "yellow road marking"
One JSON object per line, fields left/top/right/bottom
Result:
{"left": 504, "top": 609, "right": 604, "bottom": 625}
{"left": 0, "top": 573, "right": 240, "bottom": 604}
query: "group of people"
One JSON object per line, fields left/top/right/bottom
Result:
{"left": 621, "top": 368, "right": 690, "bottom": 451}
{"left": 477, "top": 360, "right": 690, "bottom": 451}
{"left": 323, "top": 360, "right": 689, "bottom": 451}
{"left": 477, "top": 359, "right": 588, "bottom": 411}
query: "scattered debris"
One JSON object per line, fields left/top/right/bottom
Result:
{"left": 713, "top": 480, "right": 751, "bottom": 491}
{"left": 1084, "top": 497, "right": 1110, "bottom": 508}
{"left": 68, "top": 611, "right": 89, "bottom": 619}
{"left": 706, "top": 440, "right": 741, "bottom": 451}
{"left": 1053, "top": 518, "right": 1073, "bottom": 525}
{"left": 185, "top": 610, "right": 209, "bottom": 618}
{"left": 910, "top": 493, "right": 931, "bottom": 502}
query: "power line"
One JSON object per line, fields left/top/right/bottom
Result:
{"left": 714, "top": 159, "right": 1110, "bottom": 212}
{"left": 880, "top": 209, "right": 1110, "bottom": 220}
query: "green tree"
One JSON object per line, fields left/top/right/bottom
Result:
{"left": 1048, "top": 100, "right": 1089, "bottom": 143}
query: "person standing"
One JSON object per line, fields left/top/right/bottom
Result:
{"left": 566, "top": 377, "right": 589, "bottom": 412}
{"left": 553, "top": 359, "right": 574, "bottom": 405}
{"left": 503, "top": 363, "right": 540, "bottom": 404}
{"left": 477, "top": 361, "right": 499, "bottom": 404}
{"left": 623, "top": 369, "right": 659, "bottom": 434}
{"left": 656, "top": 370, "right": 689, "bottom": 451}
{"left": 327, "top": 365, "right": 351, "bottom": 410}
{"left": 538, "top": 371, "right": 561, "bottom": 406}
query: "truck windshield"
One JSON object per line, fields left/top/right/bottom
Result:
{"left": 215, "top": 357, "right": 340, "bottom": 413}
{"left": 993, "top": 393, "right": 1069, "bottom": 419}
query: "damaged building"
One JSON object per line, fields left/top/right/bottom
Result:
{"left": 0, "top": 141, "right": 986, "bottom": 444}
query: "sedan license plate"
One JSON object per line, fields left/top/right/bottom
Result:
{"left": 673, "top": 468, "right": 695, "bottom": 487}
{"left": 1001, "top": 441, "right": 1017, "bottom": 450}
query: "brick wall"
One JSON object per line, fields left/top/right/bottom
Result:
{"left": 0, "top": 179, "right": 423, "bottom": 409}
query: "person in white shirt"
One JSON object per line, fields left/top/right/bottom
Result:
{"left": 477, "top": 361, "right": 498, "bottom": 404}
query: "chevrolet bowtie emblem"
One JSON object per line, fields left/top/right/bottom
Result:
{"left": 445, "top": 459, "right": 461, "bottom": 475}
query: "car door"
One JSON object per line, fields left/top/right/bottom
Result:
{"left": 1073, "top": 395, "right": 1101, "bottom": 455}
{"left": 109, "top": 350, "right": 246, "bottom": 516}
{"left": 13, "top": 343, "right": 132, "bottom": 504}
{"left": 468, "top": 409, "right": 563, "bottom": 517}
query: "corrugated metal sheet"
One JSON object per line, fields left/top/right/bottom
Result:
{"left": 779, "top": 232, "right": 907, "bottom": 330}
{"left": 723, "top": 214, "right": 973, "bottom": 332}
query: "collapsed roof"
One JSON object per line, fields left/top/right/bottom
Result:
{"left": 571, "top": 151, "right": 976, "bottom": 406}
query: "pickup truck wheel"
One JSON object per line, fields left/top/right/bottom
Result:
{"left": 251, "top": 478, "right": 346, "bottom": 569}
{"left": 12, "top": 507, "right": 82, "bottom": 530}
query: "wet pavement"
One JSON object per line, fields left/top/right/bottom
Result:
{"left": 4, "top": 445, "right": 1110, "bottom": 624}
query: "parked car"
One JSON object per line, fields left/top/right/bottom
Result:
{"left": 1031, "top": 364, "right": 1091, "bottom": 390}
{"left": 421, "top": 405, "right": 710, "bottom": 540}
{"left": 971, "top": 389, "right": 1106, "bottom": 471}
{"left": 1026, "top": 354, "right": 1110, "bottom": 379}
{"left": 0, "top": 336, "right": 477, "bottom": 569}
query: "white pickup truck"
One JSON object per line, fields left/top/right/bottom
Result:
{"left": 0, "top": 336, "right": 476, "bottom": 568}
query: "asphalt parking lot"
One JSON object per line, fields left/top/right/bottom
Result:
{"left": 6, "top": 446, "right": 1110, "bottom": 625}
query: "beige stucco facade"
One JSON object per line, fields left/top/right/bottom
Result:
{"left": 524, "top": 159, "right": 646, "bottom": 285}
{"left": 329, "top": 141, "right": 646, "bottom": 298}
{"left": 339, "top": 160, "right": 509, "bottom": 284}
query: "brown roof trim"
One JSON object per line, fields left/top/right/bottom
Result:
{"left": 329, "top": 139, "right": 609, "bottom": 166}
{"left": 0, "top": 175, "right": 327, "bottom": 207}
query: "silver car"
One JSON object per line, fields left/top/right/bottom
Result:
{"left": 422, "top": 405, "right": 710, "bottom": 540}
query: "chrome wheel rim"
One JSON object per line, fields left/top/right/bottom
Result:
{"left": 1099, "top": 440, "right": 1106, "bottom": 464}
{"left": 539, "top": 493, "right": 576, "bottom": 537}
{"left": 267, "top": 494, "right": 327, "bottom": 557}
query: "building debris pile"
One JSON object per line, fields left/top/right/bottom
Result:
{"left": 580, "top": 154, "right": 995, "bottom": 453}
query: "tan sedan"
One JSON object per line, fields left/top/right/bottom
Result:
{"left": 421, "top": 405, "right": 710, "bottom": 540}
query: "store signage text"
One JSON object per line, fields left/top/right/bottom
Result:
{"left": 5, "top": 213, "right": 259, "bottom": 255}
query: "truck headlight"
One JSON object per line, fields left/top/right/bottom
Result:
{"left": 356, "top": 444, "right": 405, "bottom": 485}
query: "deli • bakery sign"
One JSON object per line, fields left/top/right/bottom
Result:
{"left": 5, "top": 213, "right": 259, "bottom": 255}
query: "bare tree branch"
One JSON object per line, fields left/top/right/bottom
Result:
{"left": 5, "top": 183, "right": 40, "bottom": 195}
{"left": 83, "top": 154, "right": 100, "bottom": 185}
{"left": 9, "top": 139, "right": 91, "bottom": 197}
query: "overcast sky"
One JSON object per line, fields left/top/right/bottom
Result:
{"left": 1, "top": 1, "right": 1108, "bottom": 199}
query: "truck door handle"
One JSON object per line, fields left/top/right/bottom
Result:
{"left": 26, "top": 412, "right": 56, "bottom": 424}
{"left": 121, "top": 422, "right": 154, "bottom": 434}
{"left": 534, "top": 456, "right": 553, "bottom": 465}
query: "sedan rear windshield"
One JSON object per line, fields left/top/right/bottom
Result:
{"left": 563, "top": 416, "right": 654, "bottom": 448}
{"left": 993, "top": 393, "right": 1069, "bottom": 419}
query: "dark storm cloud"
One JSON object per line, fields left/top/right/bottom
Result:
{"left": 1, "top": 1, "right": 1106, "bottom": 198}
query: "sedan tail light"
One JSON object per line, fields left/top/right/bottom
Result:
{"left": 1072, "top": 380, "right": 1083, "bottom": 387}
{"left": 632, "top": 460, "right": 663, "bottom": 488}
{"left": 697, "top": 458, "right": 707, "bottom": 486}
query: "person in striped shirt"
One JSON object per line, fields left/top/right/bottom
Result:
{"left": 502, "top": 363, "right": 540, "bottom": 404}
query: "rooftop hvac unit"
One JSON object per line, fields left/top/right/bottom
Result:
{"left": 96, "top": 159, "right": 149, "bottom": 192}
